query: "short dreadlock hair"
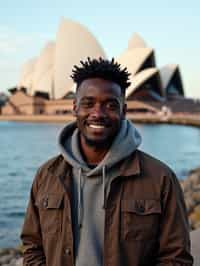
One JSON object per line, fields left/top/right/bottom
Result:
{"left": 71, "top": 57, "right": 131, "bottom": 95}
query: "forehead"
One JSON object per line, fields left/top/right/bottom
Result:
{"left": 76, "top": 78, "right": 122, "bottom": 99}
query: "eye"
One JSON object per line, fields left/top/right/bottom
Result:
{"left": 105, "top": 101, "right": 120, "bottom": 110}
{"left": 80, "top": 100, "right": 94, "bottom": 108}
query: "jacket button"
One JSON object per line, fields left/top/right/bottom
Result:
{"left": 138, "top": 205, "right": 145, "bottom": 213}
{"left": 65, "top": 248, "right": 71, "bottom": 256}
{"left": 43, "top": 198, "right": 48, "bottom": 208}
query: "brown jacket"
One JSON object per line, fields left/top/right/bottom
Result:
{"left": 21, "top": 150, "right": 193, "bottom": 266}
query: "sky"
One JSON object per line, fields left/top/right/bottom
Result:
{"left": 0, "top": 0, "right": 199, "bottom": 98}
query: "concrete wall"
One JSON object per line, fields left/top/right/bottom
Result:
{"left": 1, "top": 91, "right": 47, "bottom": 115}
{"left": 2, "top": 103, "right": 17, "bottom": 115}
{"left": 45, "top": 99, "right": 73, "bottom": 114}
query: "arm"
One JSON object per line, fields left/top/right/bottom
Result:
{"left": 21, "top": 168, "right": 46, "bottom": 266}
{"left": 156, "top": 172, "right": 193, "bottom": 266}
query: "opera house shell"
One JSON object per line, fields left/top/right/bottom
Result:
{"left": 54, "top": 18, "right": 106, "bottom": 99}
{"left": 117, "top": 48, "right": 156, "bottom": 77}
{"left": 128, "top": 33, "right": 148, "bottom": 49}
{"left": 160, "top": 64, "right": 184, "bottom": 98}
{"left": 117, "top": 33, "right": 164, "bottom": 101}
{"left": 31, "top": 42, "right": 55, "bottom": 98}
{"left": 18, "top": 57, "right": 37, "bottom": 93}
{"left": 126, "top": 68, "right": 163, "bottom": 101}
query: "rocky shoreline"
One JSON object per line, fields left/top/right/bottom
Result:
{"left": 181, "top": 167, "right": 200, "bottom": 230}
{"left": 0, "top": 248, "right": 22, "bottom": 266}
{"left": 1, "top": 167, "right": 200, "bottom": 265}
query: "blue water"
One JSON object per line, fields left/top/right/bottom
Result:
{"left": 0, "top": 121, "right": 200, "bottom": 248}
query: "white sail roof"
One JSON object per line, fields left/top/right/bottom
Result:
{"left": 31, "top": 42, "right": 55, "bottom": 97}
{"left": 54, "top": 18, "right": 107, "bottom": 99}
{"left": 18, "top": 58, "right": 37, "bottom": 93}
{"left": 160, "top": 64, "right": 182, "bottom": 90}
{"left": 128, "top": 33, "right": 147, "bottom": 49}
{"left": 126, "top": 68, "right": 161, "bottom": 98}
{"left": 117, "top": 48, "right": 155, "bottom": 78}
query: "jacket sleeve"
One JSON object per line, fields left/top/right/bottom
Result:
{"left": 156, "top": 171, "right": 193, "bottom": 266}
{"left": 21, "top": 168, "right": 46, "bottom": 266}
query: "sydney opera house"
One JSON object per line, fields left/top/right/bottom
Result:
{"left": 2, "top": 18, "right": 199, "bottom": 116}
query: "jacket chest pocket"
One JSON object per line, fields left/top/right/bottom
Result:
{"left": 121, "top": 199, "right": 161, "bottom": 241}
{"left": 35, "top": 194, "right": 64, "bottom": 235}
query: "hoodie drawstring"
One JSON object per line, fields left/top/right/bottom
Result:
{"left": 78, "top": 167, "right": 83, "bottom": 228}
{"left": 102, "top": 166, "right": 106, "bottom": 209}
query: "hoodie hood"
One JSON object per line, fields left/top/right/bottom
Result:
{"left": 58, "top": 119, "right": 142, "bottom": 176}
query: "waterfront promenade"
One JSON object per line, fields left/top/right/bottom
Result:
{"left": 1, "top": 113, "right": 200, "bottom": 127}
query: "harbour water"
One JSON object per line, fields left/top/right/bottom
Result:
{"left": 0, "top": 121, "right": 200, "bottom": 247}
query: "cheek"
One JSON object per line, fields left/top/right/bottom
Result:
{"left": 110, "top": 112, "right": 123, "bottom": 122}
{"left": 76, "top": 108, "right": 88, "bottom": 118}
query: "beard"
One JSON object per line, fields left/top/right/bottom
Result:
{"left": 82, "top": 133, "right": 114, "bottom": 149}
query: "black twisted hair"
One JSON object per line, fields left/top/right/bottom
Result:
{"left": 70, "top": 57, "right": 131, "bottom": 95}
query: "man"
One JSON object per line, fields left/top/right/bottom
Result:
{"left": 21, "top": 58, "right": 193, "bottom": 266}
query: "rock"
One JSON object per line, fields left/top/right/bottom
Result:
{"left": 190, "top": 228, "right": 200, "bottom": 265}
{"left": 185, "top": 196, "right": 196, "bottom": 213}
{"left": 15, "top": 258, "right": 23, "bottom": 266}
{"left": 0, "top": 248, "right": 22, "bottom": 266}
{"left": 190, "top": 205, "right": 200, "bottom": 230}
{"left": 181, "top": 167, "right": 200, "bottom": 229}
{"left": 8, "top": 258, "right": 18, "bottom": 266}
{"left": 0, "top": 254, "right": 13, "bottom": 264}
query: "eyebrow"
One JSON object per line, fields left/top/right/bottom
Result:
{"left": 80, "top": 96, "right": 121, "bottom": 102}
{"left": 80, "top": 96, "right": 95, "bottom": 101}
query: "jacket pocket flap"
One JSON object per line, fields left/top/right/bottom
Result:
{"left": 121, "top": 199, "right": 161, "bottom": 215}
{"left": 36, "top": 194, "right": 64, "bottom": 209}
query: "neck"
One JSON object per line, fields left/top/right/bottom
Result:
{"left": 79, "top": 136, "right": 109, "bottom": 165}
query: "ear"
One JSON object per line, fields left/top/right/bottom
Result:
{"left": 122, "top": 103, "right": 127, "bottom": 119}
{"left": 72, "top": 98, "right": 77, "bottom": 117}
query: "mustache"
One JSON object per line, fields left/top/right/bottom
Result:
{"left": 85, "top": 119, "right": 110, "bottom": 127}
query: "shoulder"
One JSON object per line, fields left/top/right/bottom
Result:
{"left": 127, "top": 150, "right": 183, "bottom": 203}
{"left": 38, "top": 154, "right": 64, "bottom": 173}
{"left": 136, "top": 149, "right": 173, "bottom": 176}
{"left": 33, "top": 154, "right": 67, "bottom": 187}
{"left": 134, "top": 149, "right": 179, "bottom": 189}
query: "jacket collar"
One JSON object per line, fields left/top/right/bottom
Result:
{"left": 48, "top": 154, "right": 72, "bottom": 178}
{"left": 48, "top": 149, "right": 141, "bottom": 180}
{"left": 118, "top": 150, "right": 141, "bottom": 177}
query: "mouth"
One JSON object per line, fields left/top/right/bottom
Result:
{"left": 88, "top": 124, "right": 106, "bottom": 129}
{"left": 86, "top": 120, "right": 109, "bottom": 129}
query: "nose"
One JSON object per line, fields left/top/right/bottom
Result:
{"left": 90, "top": 103, "right": 106, "bottom": 119}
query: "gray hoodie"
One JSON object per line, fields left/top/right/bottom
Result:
{"left": 58, "top": 119, "right": 141, "bottom": 266}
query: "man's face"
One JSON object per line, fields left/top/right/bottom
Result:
{"left": 73, "top": 78, "right": 126, "bottom": 148}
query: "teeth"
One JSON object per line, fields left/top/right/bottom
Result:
{"left": 89, "top": 124, "right": 105, "bottom": 129}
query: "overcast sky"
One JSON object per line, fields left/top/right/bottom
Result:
{"left": 0, "top": 0, "right": 199, "bottom": 98}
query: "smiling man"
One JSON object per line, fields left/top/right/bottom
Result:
{"left": 74, "top": 77, "right": 126, "bottom": 161}
{"left": 21, "top": 58, "right": 193, "bottom": 266}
